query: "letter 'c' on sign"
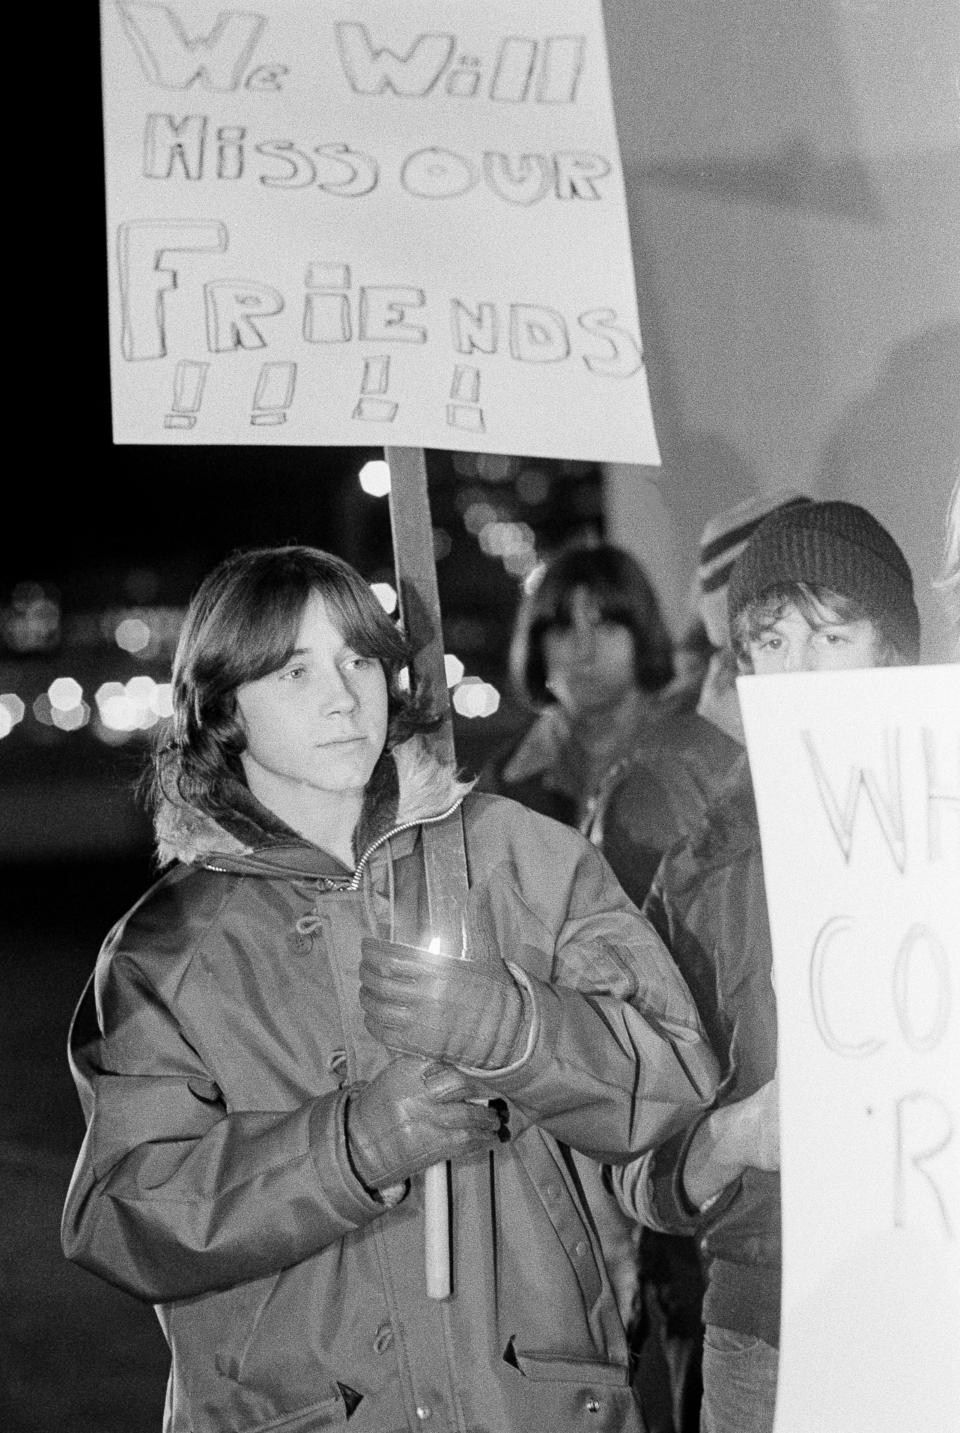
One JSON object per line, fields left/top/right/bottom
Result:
{"left": 810, "top": 916, "right": 884, "bottom": 1057}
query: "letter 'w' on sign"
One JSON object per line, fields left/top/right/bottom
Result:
{"left": 335, "top": 24, "right": 455, "bottom": 95}
{"left": 802, "top": 728, "right": 907, "bottom": 873}
{"left": 116, "top": 3, "right": 266, "bottom": 90}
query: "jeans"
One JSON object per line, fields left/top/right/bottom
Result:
{"left": 700, "top": 1326, "right": 778, "bottom": 1433}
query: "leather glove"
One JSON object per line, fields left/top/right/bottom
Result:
{"left": 345, "top": 1055, "right": 505, "bottom": 1194}
{"left": 359, "top": 935, "right": 530, "bottom": 1071}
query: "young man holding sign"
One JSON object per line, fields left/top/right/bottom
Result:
{"left": 61, "top": 542, "right": 719, "bottom": 1433}
{"left": 612, "top": 500, "right": 921, "bottom": 1433}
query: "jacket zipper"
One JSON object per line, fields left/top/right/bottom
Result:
{"left": 203, "top": 800, "right": 464, "bottom": 889}
{"left": 330, "top": 799, "right": 463, "bottom": 892}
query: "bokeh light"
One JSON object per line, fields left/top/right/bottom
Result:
{"left": 48, "top": 677, "right": 84, "bottom": 712}
{"left": 370, "top": 582, "right": 398, "bottom": 614}
{"left": 93, "top": 677, "right": 173, "bottom": 738}
{"left": 3, "top": 583, "right": 61, "bottom": 653}
{"left": 32, "top": 694, "right": 54, "bottom": 726}
{"left": 0, "top": 693, "right": 25, "bottom": 738}
{"left": 523, "top": 561, "right": 547, "bottom": 595}
{"left": 115, "top": 617, "right": 152, "bottom": 654}
{"left": 463, "top": 501, "right": 497, "bottom": 535}
{"left": 51, "top": 702, "right": 90, "bottom": 732}
{"left": 358, "top": 459, "right": 391, "bottom": 497}
{"left": 452, "top": 677, "right": 501, "bottom": 718}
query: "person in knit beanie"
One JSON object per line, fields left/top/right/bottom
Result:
{"left": 694, "top": 489, "right": 809, "bottom": 740}
{"left": 610, "top": 500, "right": 921, "bottom": 1433}
{"left": 582, "top": 490, "right": 805, "bottom": 1433}
{"left": 697, "top": 490, "right": 809, "bottom": 652}
{"left": 727, "top": 498, "right": 921, "bottom": 668}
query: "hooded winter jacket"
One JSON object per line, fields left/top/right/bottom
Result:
{"left": 611, "top": 754, "right": 782, "bottom": 1347}
{"left": 584, "top": 707, "right": 741, "bottom": 909}
{"left": 62, "top": 737, "right": 719, "bottom": 1433}
{"left": 475, "top": 688, "right": 668, "bottom": 830}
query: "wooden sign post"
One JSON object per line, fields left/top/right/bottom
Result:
{"left": 385, "top": 446, "right": 470, "bottom": 1300}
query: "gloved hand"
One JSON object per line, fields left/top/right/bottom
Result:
{"left": 359, "top": 935, "right": 530, "bottom": 1071}
{"left": 345, "top": 1055, "right": 505, "bottom": 1194}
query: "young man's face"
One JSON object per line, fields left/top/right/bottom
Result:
{"left": 236, "top": 590, "right": 389, "bottom": 813}
{"left": 747, "top": 599, "right": 883, "bottom": 674}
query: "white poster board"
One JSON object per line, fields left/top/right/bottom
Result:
{"left": 99, "top": 0, "right": 660, "bottom": 461}
{"left": 739, "top": 665, "right": 960, "bottom": 1433}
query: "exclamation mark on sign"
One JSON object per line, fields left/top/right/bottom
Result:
{"left": 352, "top": 356, "right": 397, "bottom": 421}
{"left": 447, "top": 364, "right": 485, "bottom": 432}
{"left": 164, "top": 360, "right": 209, "bottom": 429}
{"left": 251, "top": 362, "right": 297, "bottom": 425}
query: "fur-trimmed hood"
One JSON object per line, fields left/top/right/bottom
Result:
{"left": 154, "top": 734, "right": 474, "bottom": 871}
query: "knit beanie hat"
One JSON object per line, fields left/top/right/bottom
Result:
{"left": 727, "top": 499, "right": 920, "bottom": 660}
{"left": 697, "top": 489, "right": 808, "bottom": 647}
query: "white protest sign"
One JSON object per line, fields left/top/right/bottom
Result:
{"left": 99, "top": 0, "right": 660, "bottom": 461}
{"left": 739, "top": 665, "right": 960, "bottom": 1433}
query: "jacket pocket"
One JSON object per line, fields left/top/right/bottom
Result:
{"left": 246, "top": 1385, "right": 353, "bottom": 1430}
{"left": 509, "top": 1348, "right": 630, "bottom": 1385}
{"left": 502, "top": 1348, "right": 638, "bottom": 1432}
{"left": 177, "top": 1264, "right": 361, "bottom": 1432}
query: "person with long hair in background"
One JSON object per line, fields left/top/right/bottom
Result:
{"left": 479, "top": 541, "right": 676, "bottom": 828}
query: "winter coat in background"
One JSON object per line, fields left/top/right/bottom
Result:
{"left": 476, "top": 685, "right": 702, "bottom": 1329}
{"left": 476, "top": 688, "right": 670, "bottom": 830}
{"left": 612, "top": 754, "right": 782, "bottom": 1348}
{"left": 584, "top": 708, "right": 741, "bottom": 910}
{"left": 62, "top": 737, "right": 719, "bottom": 1433}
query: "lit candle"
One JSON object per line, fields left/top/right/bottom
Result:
{"left": 362, "top": 932, "right": 456, "bottom": 1299}
{"left": 424, "top": 932, "right": 453, "bottom": 1299}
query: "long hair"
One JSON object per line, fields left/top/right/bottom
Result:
{"left": 148, "top": 545, "right": 435, "bottom": 821}
{"left": 509, "top": 543, "right": 674, "bottom": 709}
